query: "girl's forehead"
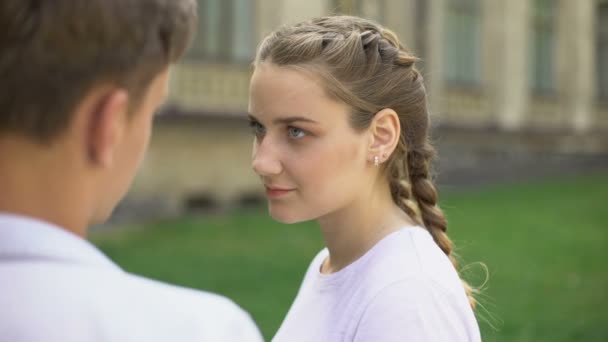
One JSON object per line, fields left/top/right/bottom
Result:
{"left": 251, "top": 64, "right": 326, "bottom": 98}
{"left": 250, "top": 65, "right": 349, "bottom": 122}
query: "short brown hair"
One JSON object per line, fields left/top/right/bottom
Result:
{"left": 0, "top": 0, "right": 197, "bottom": 142}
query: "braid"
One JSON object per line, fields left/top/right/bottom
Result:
{"left": 407, "top": 144, "right": 477, "bottom": 309}
{"left": 388, "top": 138, "right": 421, "bottom": 223}
{"left": 376, "top": 25, "right": 478, "bottom": 309}
{"left": 387, "top": 141, "right": 478, "bottom": 311}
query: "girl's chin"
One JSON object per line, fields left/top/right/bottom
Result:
{"left": 268, "top": 207, "right": 311, "bottom": 224}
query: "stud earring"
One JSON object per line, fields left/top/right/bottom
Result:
{"left": 374, "top": 156, "right": 379, "bottom": 167}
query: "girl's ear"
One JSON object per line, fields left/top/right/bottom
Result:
{"left": 367, "top": 108, "right": 400, "bottom": 165}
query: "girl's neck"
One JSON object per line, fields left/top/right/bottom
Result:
{"left": 317, "top": 184, "right": 416, "bottom": 274}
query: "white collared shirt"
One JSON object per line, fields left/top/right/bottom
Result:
{"left": 0, "top": 213, "right": 264, "bottom": 342}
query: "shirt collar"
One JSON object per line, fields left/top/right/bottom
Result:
{"left": 0, "top": 212, "right": 121, "bottom": 271}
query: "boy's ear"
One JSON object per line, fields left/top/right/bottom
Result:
{"left": 368, "top": 108, "right": 400, "bottom": 164}
{"left": 84, "top": 89, "right": 129, "bottom": 167}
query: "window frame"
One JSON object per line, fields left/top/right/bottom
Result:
{"left": 597, "top": 1, "right": 608, "bottom": 102}
{"left": 186, "top": 0, "right": 256, "bottom": 64}
{"left": 528, "top": 0, "right": 557, "bottom": 96}
{"left": 443, "top": 0, "right": 483, "bottom": 89}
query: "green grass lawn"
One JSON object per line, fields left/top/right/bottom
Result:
{"left": 92, "top": 173, "right": 608, "bottom": 341}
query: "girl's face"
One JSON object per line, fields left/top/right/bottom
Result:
{"left": 248, "top": 63, "right": 373, "bottom": 223}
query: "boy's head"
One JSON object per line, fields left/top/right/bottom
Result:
{"left": 0, "top": 0, "right": 197, "bottom": 227}
{"left": 0, "top": 0, "right": 196, "bottom": 141}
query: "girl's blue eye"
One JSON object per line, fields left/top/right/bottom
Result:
{"left": 249, "top": 120, "right": 266, "bottom": 137}
{"left": 288, "top": 127, "right": 306, "bottom": 139}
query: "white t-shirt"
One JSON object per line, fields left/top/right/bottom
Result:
{"left": 0, "top": 213, "right": 264, "bottom": 342}
{"left": 273, "top": 226, "right": 481, "bottom": 342}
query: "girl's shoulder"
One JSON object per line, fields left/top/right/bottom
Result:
{"left": 357, "top": 226, "right": 465, "bottom": 298}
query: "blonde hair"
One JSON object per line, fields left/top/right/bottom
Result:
{"left": 255, "top": 15, "right": 476, "bottom": 308}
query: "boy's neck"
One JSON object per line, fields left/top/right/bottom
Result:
{"left": 0, "top": 138, "right": 91, "bottom": 238}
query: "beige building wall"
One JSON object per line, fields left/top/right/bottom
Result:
{"left": 128, "top": 118, "right": 259, "bottom": 213}
{"left": 124, "top": 0, "right": 607, "bottom": 216}
{"left": 424, "top": 0, "right": 446, "bottom": 123}
{"left": 384, "top": 0, "right": 416, "bottom": 50}
{"left": 483, "top": 0, "right": 530, "bottom": 130}
{"left": 168, "top": 0, "right": 606, "bottom": 133}
{"left": 557, "top": 0, "right": 596, "bottom": 132}
{"left": 597, "top": 106, "right": 608, "bottom": 129}
{"left": 280, "top": 0, "right": 328, "bottom": 24}
{"left": 169, "top": 63, "right": 251, "bottom": 114}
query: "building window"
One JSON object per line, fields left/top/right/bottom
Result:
{"left": 529, "top": 0, "right": 555, "bottom": 94}
{"left": 415, "top": 0, "right": 429, "bottom": 61}
{"left": 597, "top": 2, "right": 608, "bottom": 101}
{"left": 355, "top": 0, "right": 386, "bottom": 23}
{"left": 443, "top": 0, "right": 482, "bottom": 87}
{"left": 329, "top": 0, "right": 352, "bottom": 14}
{"left": 188, "top": 0, "right": 256, "bottom": 63}
{"left": 329, "top": 0, "right": 385, "bottom": 23}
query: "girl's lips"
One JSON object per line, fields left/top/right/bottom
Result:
{"left": 265, "top": 186, "right": 295, "bottom": 198}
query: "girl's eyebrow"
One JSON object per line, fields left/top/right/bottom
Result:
{"left": 248, "top": 114, "right": 319, "bottom": 125}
